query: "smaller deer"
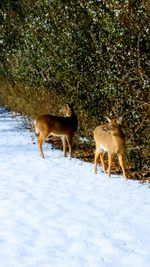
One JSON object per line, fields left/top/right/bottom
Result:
{"left": 93, "top": 117, "right": 127, "bottom": 178}
{"left": 34, "top": 103, "right": 78, "bottom": 158}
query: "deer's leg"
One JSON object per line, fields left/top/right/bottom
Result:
{"left": 66, "top": 135, "right": 73, "bottom": 157}
{"left": 94, "top": 149, "right": 99, "bottom": 174}
{"left": 37, "top": 134, "right": 45, "bottom": 159}
{"left": 118, "top": 154, "right": 127, "bottom": 179}
{"left": 62, "top": 136, "right": 67, "bottom": 157}
{"left": 100, "top": 152, "right": 106, "bottom": 173}
{"left": 108, "top": 153, "right": 112, "bottom": 177}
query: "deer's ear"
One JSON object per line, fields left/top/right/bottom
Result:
{"left": 68, "top": 102, "right": 74, "bottom": 108}
{"left": 106, "top": 117, "right": 111, "bottom": 122}
{"left": 67, "top": 103, "right": 70, "bottom": 108}
{"left": 117, "top": 116, "right": 123, "bottom": 124}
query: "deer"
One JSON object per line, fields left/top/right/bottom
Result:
{"left": 34, "top": 103, "right": 78, "bottom": 159}
{"left": 93, "top": 117, "right": 127, "bottom": 179}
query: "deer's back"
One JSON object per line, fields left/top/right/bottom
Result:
{"left": 36, "top": 114, "right": 78, "bottom": 135}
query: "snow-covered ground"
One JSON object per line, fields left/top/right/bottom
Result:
{"left": 0, "top": 107, "right": 150, "bottom": 267}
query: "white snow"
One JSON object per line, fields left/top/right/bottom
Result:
{"left": 0, "top": 107, "right": 150, "bottom": 267}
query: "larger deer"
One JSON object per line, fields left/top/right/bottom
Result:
{"left": 34, "top": 103, "right": 78, "bottom": 158}
{"left": 93, "top": 117, "right": 127, "bottom": 178}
